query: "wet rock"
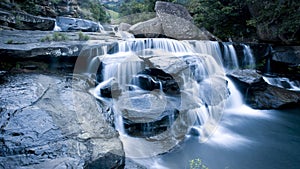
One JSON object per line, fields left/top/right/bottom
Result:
{"left": 132, "top": 68, "right": 180, "bottom": 94}
{"left": 56, "top": 16, "right": 100, "bottom": 32}
{"left": 0, "top": 73, "right": 125, "bottom": 168}
{"left": 228, "top": 69, "right": 300, "bottom": 109}
{"left": 272, "top": 46, "right": 300, "bottom": 65}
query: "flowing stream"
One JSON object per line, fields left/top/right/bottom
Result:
{"left": 86, "top": 38, "right": 300, "bottom": 169}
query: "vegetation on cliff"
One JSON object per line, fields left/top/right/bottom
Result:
{"left": 110, "top": 0, "right": 299, "bottom": 44}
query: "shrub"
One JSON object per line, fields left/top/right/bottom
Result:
{"left": 5, "top": 39, "right": 13, "bottom": 44}
{"left": 40, "top": 35, "right": 52, "bottom": 42}
{"left": 40, "top": 33, "right": 69, "bottom": 42}
{"left": 53, "top": 32, "right": 68, "bottom": 41}
{"left": 78, "top": 31, "right": 90, "bottom": 41}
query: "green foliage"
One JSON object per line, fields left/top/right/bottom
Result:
{"left": 187, "top": 0, "right": 256, "bottom": 41}
{"left": 78, "top": 32, "right": 90, "bottom": 41}
{"left": 17, "top": 0, "right": 39, "bottom": 15}
{"left": 40, "top": 35, "right": 52, "bottom": 42}
{"left": 5, "top": 39, "right": 13, "bottom": 44}
{"left": 81, "top": 0, "right": 110, "bottom": 22}
{"left": 119, "top": 0, "right": 176, "bottom": 17}
{"left": 246, "top": 0, "right": 300, "bottom": 42}
{"left": 53, "top": 32, "right": 68, "bottom": 41}
{"left": 50, "top": 0, "right": 60, "bottom": 4}
{"left": 40, "top": 33, "right": 68, "bottom": 42}
{"left": 189, "top": 158, "right": 208, "bottom": 169}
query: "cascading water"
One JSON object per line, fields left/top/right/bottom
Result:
{"left": 87, "top": 38, "right": 229, "bottom": 158}
{"left": 263, "top": 76, "right": 300, "bottom": 91}
{"left": 221, "top": 43, "right": 239, "bottom": 70}
{"left": 242, "top": 44, "right": 255, "bottom": 69}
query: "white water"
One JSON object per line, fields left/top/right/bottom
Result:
{"left": 222, "top": 43, "right": 239, "bottom": 70}
{"left": 53, "top": 21, "right": 62, "bottom": 32}
{"left": 87, "top": 38, "right": 231, "bottom": 158}
{"left": 242, "top": 44, "right": 256, "bottom": 69}
{"left": 263, "top": 76, "right": 300, "bottom": 91}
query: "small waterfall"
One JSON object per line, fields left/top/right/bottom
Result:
{"left": 116, "top": 38, "right": 194, "bottom": 53}
{"left": 222, "top": 43, "right": 239, "bottom": 70}
{"left": 53, "top": 21, "right": 62, "bottom": 32}
{"left": 188, "top": 41, "right": 223, "bottom": 67}
{"left": 263, "top": 76, "right": 300, "bottom": 91}
{"left": 242, "top": 44, "right": 255, "bottom": 69}
{"left": 98, "top": 22, "right": 105, "bottom": 33}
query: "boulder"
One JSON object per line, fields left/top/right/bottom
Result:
{"left": 128, "top": 1, "right": 219, "bottom": 40}
{"left": 129, "top": 18, "right": 164, "bottom": 38}
{"left": 228, "top": 69, "right": 300, "bottom": 109}
{"left": 119, "top": 22, "right": 132, "bottom": 31}
{"left": 56, "top": 16, "right": 100, "bottom": 32}
{"left": 0, "top": 10, "right": 55, "bottom": 31}
{"left": 0, "top": 73, "right": 125, "bottom": 168}
{"left": 155, "top": 1, "right": 193, "bottom": 22}
{"left": 272, "top": 46, "right": 300, "bottom": 65}
{"left": 154, "top": 1, "right": 218, "bottom": 40}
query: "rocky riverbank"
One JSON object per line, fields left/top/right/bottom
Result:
{"left": 0, "top": 72, "right": 124, "bottom": 168}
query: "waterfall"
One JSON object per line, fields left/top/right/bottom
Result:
{"left": 242, "top": 44, "right": 255, "bottom": 69}
{"left": 188, "top": 41, "right": 223, "bottom": 67}
{"left": 53, "top": 21, "right": 62, "bottom": 32}
{"left": 87, "top": 38, "right": 229, "bottom": 157}
{"left": 222, "top": 43, "right": 239, "bottom": 70}
{"left": 263, "top": 76, "right": 300, "bottom": 91}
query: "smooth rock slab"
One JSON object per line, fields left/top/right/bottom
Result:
{"left": 0, "top": 73, "right": 124, "bottom": 168}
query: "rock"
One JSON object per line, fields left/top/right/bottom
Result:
{"left": 0, "top": 30, "right": 121, "bottom": 72}
{"left": 228, "top": 69, "right": 300, "bottom": 109}
{"left": 56, "top": 16, "right": 100, "bottom": 32}
{"left": 0, "top": 73, "right": 125, "bottom": 168}
{"left": 119, "top": 23, "right": 132, "bottom": 32}
{"left": 128, "top": 1, "right": 218, "bottom": 40}
{"left": 0, "top": 10, "right": 55, "bottom": 31}
{"left": 155, "top": 1, "right": 193, "bottom": 22}
{"left": 154, "top": 1, "right": 218, "bottom": 40}
{"left": 129, "top": 18, "right": 164, "bottom": 38}
{"left": 272, "top": 46, "right": 300, "bottom": 65}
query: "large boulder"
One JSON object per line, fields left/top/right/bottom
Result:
{"left": 0, "top": 73, "right": 125, "bottom": 168}
{"left": 155, "top": 1, "right": 193, "bottom": 22}
{"left": 272, "top": 46, "right": 300, "bottom": 65}
{"left": 128, "top": 18, "right": 164, "bottom": 38}
{"left": 228, "top": 69, "right": 300, "bottom": 109}
{"left": 154, "top": 1, "right": 217, "bottom": 40}
{"left": 0, "top": 10, "right": 55, "bottom": 31}
{"left": 119, "top": 22, "right": 132, "bottom": 32}
{"left": 56, "top": 16, "right": 100, "bottom": 32}
{"left": 128, "top": 1, "right": 218, "bottom": 40}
